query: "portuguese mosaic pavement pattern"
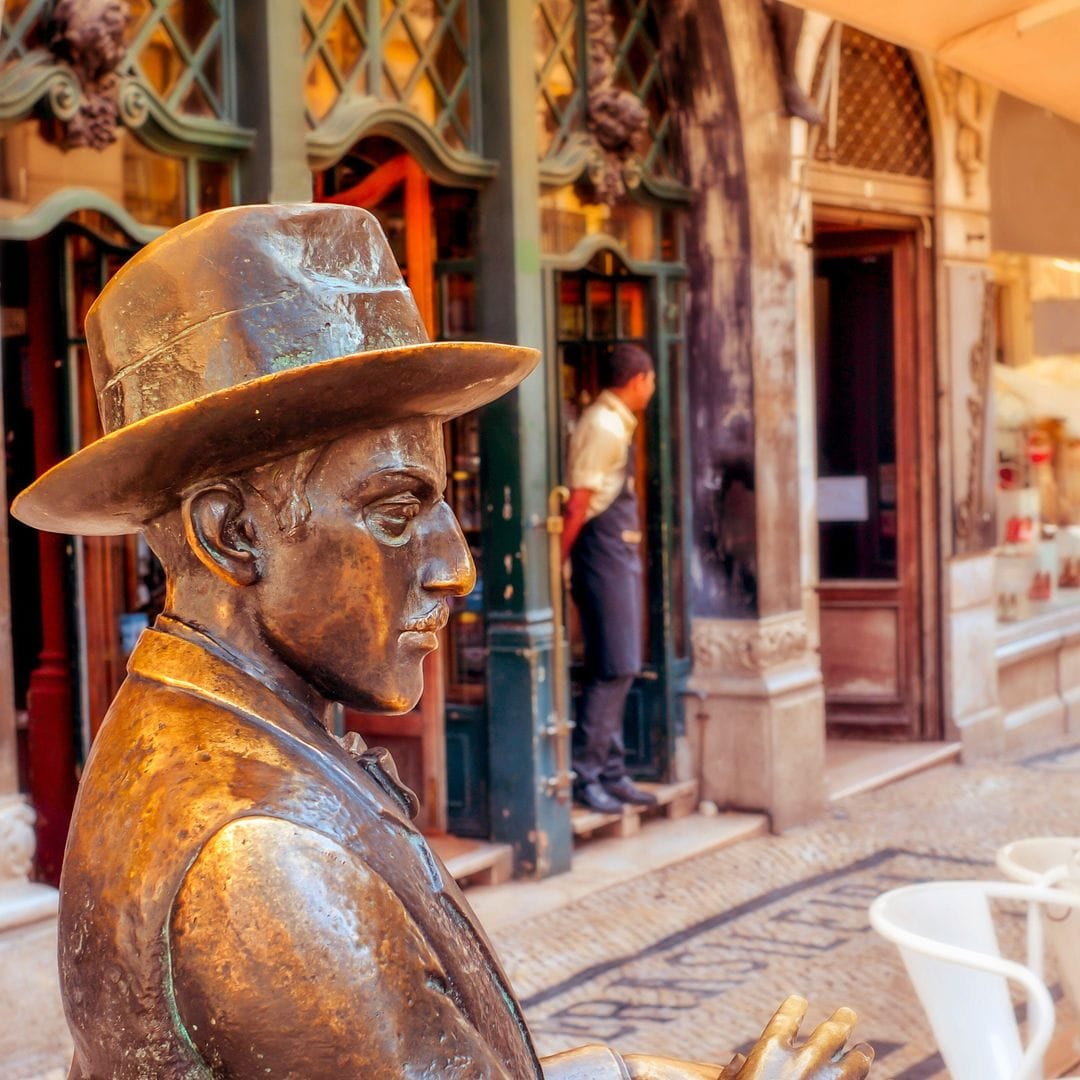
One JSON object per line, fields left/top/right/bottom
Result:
{"left": 488, "top": 739, "right": 1080, "bottom": 1078}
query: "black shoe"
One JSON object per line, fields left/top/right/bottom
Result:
{"left": 575, "top": 781, "right": 624, "bottom": 814}
{"left": 603, "top": 776, "right": 658, "bottom": 806}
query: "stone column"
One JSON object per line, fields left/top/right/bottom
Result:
{"left": 933, "top": 68, "right": 1005, "bottom": 756}
{"left": 235, "top": 0, "right": 312, "bottom": 204}
{"left": 664, "top": 0, "right": 826, "bottom": 831}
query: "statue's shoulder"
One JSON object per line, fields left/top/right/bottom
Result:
{"left": 169, "top": 815, "right": 478, "bottom": 1075}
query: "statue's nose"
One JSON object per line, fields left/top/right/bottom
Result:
{"left": 421, "top": 500, "right": 476, "bottom": 597}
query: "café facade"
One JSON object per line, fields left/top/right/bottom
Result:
{"left": 4, "top": 0, "right": 1080, "bottom": 1070}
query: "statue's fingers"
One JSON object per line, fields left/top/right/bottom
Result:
{"left": 718, "top": 1051, "right": 746, "bottom": 1079}
{"left": 788, "top": 1006, "right": 857, "bottom": 1071}
{"left": 813, "top": 1007, "right": 858, "bottom": 1059}
{"left": 759, "top": 994, "right": 809, "bottom": 1048}
{"left": 836, "top": 1042, "right": 874, "bottom": 1079}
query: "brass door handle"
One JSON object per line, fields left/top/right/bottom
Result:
{"left": 546, "top": 485, "right": 569, "bottom": 532}
{"left": 546, "top": 485, "right": 572, "bottom": 803}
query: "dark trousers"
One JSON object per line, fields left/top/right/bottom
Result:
{"left": 572, "top": 674, "right": 633, "bottom": 787}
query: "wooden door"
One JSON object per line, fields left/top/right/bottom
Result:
{"left": 814, "top": 228, "right": 936, "bottom": 738}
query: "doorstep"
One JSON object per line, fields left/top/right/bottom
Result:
{"left": 570, "top": 778, "right": 699, "bottom": 841}
{"left": 427, "top": 834, "right": 514, "bottom": 887}
{"left": 825, "top": 739, "right": 962, "bottom": 802}
{"left": 464, "top": 806, "right": 768, "bottom": 934}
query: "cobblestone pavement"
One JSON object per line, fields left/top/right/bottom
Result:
{"left": 485, "top": 736, "right": 1080, "bottom": 1078}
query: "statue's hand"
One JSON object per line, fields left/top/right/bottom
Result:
{"left": 620, "top": 1055, "right": 727, "bottom": 1079}
{"left": 724, "top": 995, "right": 873, "bottom": 1080}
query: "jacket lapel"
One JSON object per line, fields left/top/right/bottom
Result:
{"left": 127, "top": 625, "right": 541, "bottom": 1076}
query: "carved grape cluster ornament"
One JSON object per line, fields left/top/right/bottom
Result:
{"left": 583, "top": 0, "right": 649, "bottom": 205}
{"left": 46, "top": 0, "right": 130, "bottom": 151}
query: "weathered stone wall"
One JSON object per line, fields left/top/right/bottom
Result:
{"left": 664, "top": 0, "right": 826, "bottom": 829}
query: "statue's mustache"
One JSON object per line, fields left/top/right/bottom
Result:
{"left": 401, "top": 603, "right": 449, "bottom": 633}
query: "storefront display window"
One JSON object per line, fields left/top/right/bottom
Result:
{"left": 0, "top": 120, "right": 237, "bottom": 227}
{"left": 540, "top": 184, "right": 680, "bottom": 262}
{"left": 991, "top": 253, "right": 1080, "bottom": 622}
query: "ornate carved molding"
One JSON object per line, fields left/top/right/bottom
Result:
{"left": 43, "top": 0, "right": 130, "bottom": 151}
{"left": 307, "top": 101, "right": 496, "bottom": 187}
{"left": 0, "top": 796, "right": 35, "bottom": 885}
{"left": 955, "top": 278, "right": 996, "bottom": 545}
{"left": 0, "top": 52, "right": 79, "bottom": 127}
{"left": 692, "top": 613, "right": 811, "bottom": 677}
{"left": 0, "top": 7, "right": 251, "bottom": 155}
{"left": 0, "top": 186, "right": 165, "bottom": 243}
{"left": 582, "top": 0, "right": 648, "bottom": 205}
{"left": 937, "top": 64, "right": 985, "bottom": 199}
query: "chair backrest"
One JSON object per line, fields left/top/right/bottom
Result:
{"left": 869, "top": 880, "right": 1080, "bottom": 1080}
{"left": 997, "top": 838, "right": 1080, "bottom": 1019}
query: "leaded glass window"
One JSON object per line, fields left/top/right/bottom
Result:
{"left": 813, "top": 27, "right": 932, "bottom": 179}
{"left": 607, "top": 0, "right": 677, "bottom": 181}
{"left": 534, "top": 0, "right": 582, "bottom": 160}
{"left": 0, "top": 0, "right": 48, "bottom": 68}
{"left": 302, "top": 0, "right": 370, "bottom": 124}
{"left": 534, "top": 0, "right": 680, "bottom": 185}
{"left": 1, "top": 0, "right": 236, "bottom": 124}
{"left": 126, "top": 0, "right": 233, "bottom": 121}
{"left": 302, "top": 0, "right": 475, "bottom": 152}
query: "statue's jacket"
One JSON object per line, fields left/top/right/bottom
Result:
{"left": 60, "top": 620, "right": 600, "bottom": 1079}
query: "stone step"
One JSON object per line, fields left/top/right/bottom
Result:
{"left": 427, "top": 834, "right": 514, "bottom": 887}
{"left": 571, "top": 779, "right": 699, "bottom": 842}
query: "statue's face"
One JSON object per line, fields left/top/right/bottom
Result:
{"left": 253, "top": 418, "right": 474, "bottom": 712}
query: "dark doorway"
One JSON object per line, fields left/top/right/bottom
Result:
{"left": 813, "top": 226, "right": 938, "bottom": 739}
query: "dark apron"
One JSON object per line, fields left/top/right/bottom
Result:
{"left": 571, "top": 440, "right": 643, "bottom": 679}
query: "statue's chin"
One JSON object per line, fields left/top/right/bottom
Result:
{"left": 332, "top": 679, "right": 424, "bottom": 716}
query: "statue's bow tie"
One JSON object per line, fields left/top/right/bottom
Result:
{"left": 335, "top": 731, "right": 420, "bottom": 820}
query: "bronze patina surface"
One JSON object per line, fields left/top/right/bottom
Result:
{"left": 13, "top": 203, "right": 872, "bottom": 1079}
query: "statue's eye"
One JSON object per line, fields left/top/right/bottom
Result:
{"left": 364, "top": 493, "right": 422, "bottom": 543}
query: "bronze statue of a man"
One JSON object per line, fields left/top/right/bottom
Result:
{"left": 14, "top": 204, "right": 872, "bottom": 1080}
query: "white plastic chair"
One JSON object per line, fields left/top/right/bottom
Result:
{"left": 869, "top": 880, "right": 1080, "bottom": 1080}
{"left": 998, "top": 838, "right": 1080, "bottom": 1022}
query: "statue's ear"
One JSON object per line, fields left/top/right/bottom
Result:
{"left": 182, "top": 483, "right": 260, "bottom": 587}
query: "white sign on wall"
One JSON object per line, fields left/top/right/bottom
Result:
{"left": 817, "top": 476, "right": 869, "bottom": 522}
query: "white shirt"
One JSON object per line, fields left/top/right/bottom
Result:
{"left": 567, "top": 389, "right": 637, "bottom": 521}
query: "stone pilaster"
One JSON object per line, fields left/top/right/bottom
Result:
{"left": 664, "top": 0, "right": 828, "bottom": 829}
{"left": 930, "top": 66, "right": 1008, "bottom": 756}
{"left": 688, "top": 612, "right": 826, "bottom": 830}
{"left": 0, "top": 796, "right": 68, "bottom": 1074}
{"left": 945, "top": 554, "right": 1004, "bottom": 757}
{"left": 235, "top": 0, "right": 311, "bottom": 204}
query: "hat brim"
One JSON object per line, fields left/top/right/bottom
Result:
{"left": 12, "top": 341, "right": 540, "bottom": 536}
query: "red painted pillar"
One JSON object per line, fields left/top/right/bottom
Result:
{"left": 25, "top": 237, "right": 77, "bottom": 885}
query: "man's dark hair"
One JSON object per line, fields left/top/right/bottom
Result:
{"left": 602, "top": 343, "right": 654, "bottom": 389}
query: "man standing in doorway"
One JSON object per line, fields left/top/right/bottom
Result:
{"left": 562, "top": 343, "right": 657, "bottom": 813}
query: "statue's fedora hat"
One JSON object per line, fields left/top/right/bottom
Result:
{"left": 13, "top": 203, "right": 539, "bottom": 536}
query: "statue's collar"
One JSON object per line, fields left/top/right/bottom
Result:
{"left": 126, "top": 619, "right": 420, "bottom": 820}
{"left": 135, "top": 616, "right": 326, "bottom": 728}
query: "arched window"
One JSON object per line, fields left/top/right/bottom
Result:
{"left": 301, "top": 0, "right": 476, "bottom": 153}
{"left": 813, "top": 26, "right": 932, "bottom": 179}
